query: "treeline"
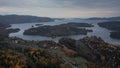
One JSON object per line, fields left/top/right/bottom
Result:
{"left": 0, "top": 15, "right": 54, "bottom": 24}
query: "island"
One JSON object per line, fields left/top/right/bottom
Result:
{"left": 35, "top": 24, "right": 43, "bottom": 26}
{"left": 98, "top": 21, "right": 120, "bottom": 31}
{"left": 98, "top": 21, "right": 120, "bottom": 39}
{"left": 60, "top": 22, "right": 94, "bottom": 27}
{"left": 23, "top": 23, "right": 93, "bottom": 37}
{"left": 7, "top": 28, "right": 20, "bottom": 33}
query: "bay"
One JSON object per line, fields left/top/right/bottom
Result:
{"left": 9, "top": 19, "right": 120, "bottom": 45}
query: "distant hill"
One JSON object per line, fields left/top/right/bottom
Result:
{"left": 0, "top": 15, "right": 54, "bottom": 24}
{"left": 87, "top": 16, "right": 120, "bottom": 20}
{"left": 0, "top": 22, "right": 11, "bottom": 28}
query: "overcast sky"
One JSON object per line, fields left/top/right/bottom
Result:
{"left": 0, "top": 0, "right": 119, "bottom": 18}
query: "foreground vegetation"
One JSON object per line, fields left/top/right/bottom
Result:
{"left": 59, "top": 36, "right": 120, "bottom": 68}
{"left": 0, "top": 37, "right": 66, "bottom": 68}
{"left": 0, "top": 35, "right": 120, "bottom": 68}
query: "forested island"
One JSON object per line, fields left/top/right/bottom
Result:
{"left": 7, "top": 28, "right": 20, "bottom": 33}
{"left": 98, "top": 21, "right": 120, "bottom": 39}
{"left": 60, "top": 22, "right": 94, "bottom": 27}
{"left": 24, "top": 23, "right": 93, "bottom": 37}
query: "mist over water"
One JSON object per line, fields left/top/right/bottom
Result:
{"left": 9, "top": 19, "right": 120, "bottom": 45}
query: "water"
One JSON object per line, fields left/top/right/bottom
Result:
{"left": 8, "top": 19, "right": 120, "bottom": 45}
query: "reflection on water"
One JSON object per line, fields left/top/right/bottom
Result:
{"left": 9, "top": 19, "right": 120, "bottom": 45}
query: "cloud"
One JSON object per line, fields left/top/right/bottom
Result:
{"left": 0, "top": 0, "right": 119, "bottom": 8}
{"left": 0, "top": 0, "right": 119, "bottom": 17}
{"left": 35, "top": 0, "right": 120, "bottom": 9}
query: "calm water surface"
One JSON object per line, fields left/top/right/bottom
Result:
{"left": 9, "top": 19, "right": 120, "bottom": 45}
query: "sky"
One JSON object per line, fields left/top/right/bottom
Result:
{"left": 0, "top": 0, "right": 119, "bottom": 18}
